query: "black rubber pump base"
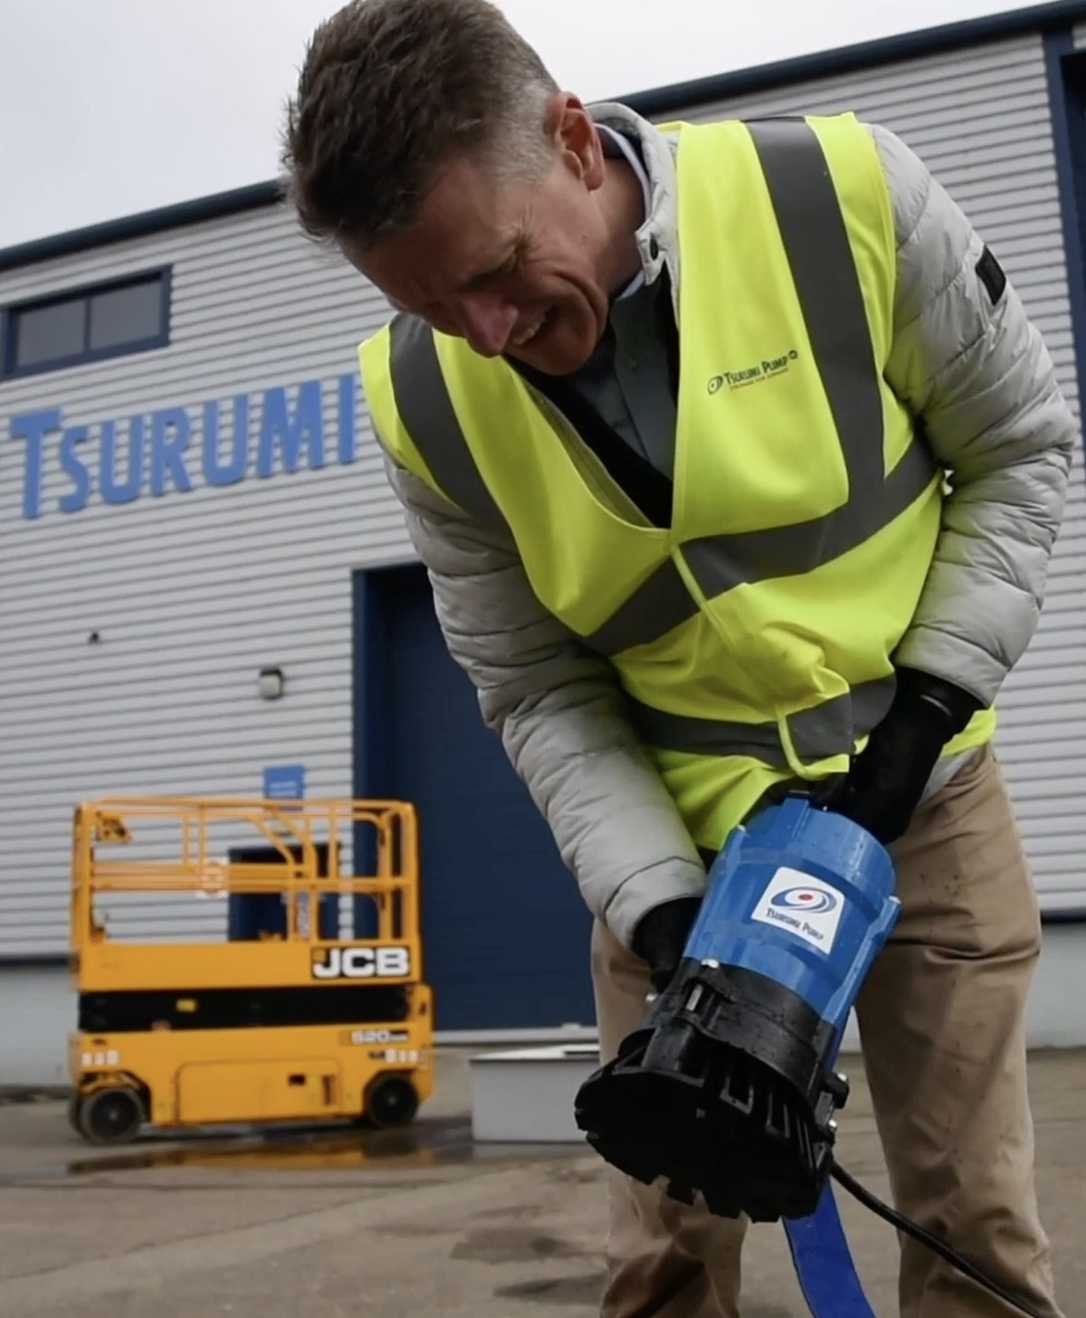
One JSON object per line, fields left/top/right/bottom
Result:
{"left": 575, "top": 960, "right": 849, "bottom": 1222}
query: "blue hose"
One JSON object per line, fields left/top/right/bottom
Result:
{"left": 784, "top": 1183, "right": 876, "bottom": 1317}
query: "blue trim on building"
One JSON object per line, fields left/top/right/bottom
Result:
{"left": 351, "top": 565, "right": 399, "bottom": 934}
{"left": 1045, "top": 27, "right": 1086, "bottom": 470}
{"left": 1, "top": 265, "right": 172, "bottom": 380}
{"left": 617, "top": 0, "right": 1086, "bottom": 113}
{"left": 352, "top": 567, "right": 393, "bottom": 802}
{"left": 352, "top": 568, "right": 370, "bottom": 804}
{"left": 0, "top": 182, "right": 281, "bottom": 274}
{"left": 351, "top": 568, "right": 370, "bottom": 927}
{"left": 160, "top": 265, "right": 174, "bottom": 347}
{"left": 2, "top": 4, "right": 1086, "bottom": 272}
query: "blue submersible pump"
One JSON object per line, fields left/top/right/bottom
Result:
{"left": 575, "top": 796, "right": 1046, "bottom": 1318}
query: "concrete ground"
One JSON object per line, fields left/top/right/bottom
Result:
{"left": 0, "top": 1049, "right": 1081, "bottom": 1318}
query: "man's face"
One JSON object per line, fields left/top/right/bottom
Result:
{"left": 343, "top": 96, "right": 619, "bottom": 376}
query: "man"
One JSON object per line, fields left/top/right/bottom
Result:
{"left": 283, "top": 2, "right": 1073, "bottom": 1313}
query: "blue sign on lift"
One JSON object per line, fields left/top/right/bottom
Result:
{"left": 263, "top": 764, "right": 305, "bottom": 800}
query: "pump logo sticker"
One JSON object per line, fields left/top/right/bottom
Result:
{"left": 772, "top": 887, "right": 837, "bottom": 915}
{"left": 750, "top": 867, "right": 844, "bottom": 955}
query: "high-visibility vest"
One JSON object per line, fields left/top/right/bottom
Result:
{"left": 361, "top": 114, "right": 994, "bottom": 851}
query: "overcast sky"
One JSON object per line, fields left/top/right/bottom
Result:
{"left": 2, "top": 0, "right": 1023, "bottom": 250}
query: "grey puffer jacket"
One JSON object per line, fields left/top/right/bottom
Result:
{"left": 378, "top": 105, "right": 1075, "bottom": 950}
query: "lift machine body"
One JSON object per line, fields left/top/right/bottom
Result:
{"left": 68, "top": 796, "right": 432, "bottom": 1143}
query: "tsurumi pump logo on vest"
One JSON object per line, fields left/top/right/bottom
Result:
{"left": 708, "top": 347, "right": 800, "bottom": 394}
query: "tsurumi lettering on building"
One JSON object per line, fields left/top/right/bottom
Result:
{"left": 8, "top": 373, "right": 361, "bottom": 520}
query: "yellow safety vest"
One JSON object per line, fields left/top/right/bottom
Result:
{"left": 361, "top": 114, "right": 994, "bottom": 851}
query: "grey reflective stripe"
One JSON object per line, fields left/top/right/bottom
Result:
{"left": 388, "top": 314, "right": 506, "bottom": 528}
{"left": 585, "top": 559, "right": 693, "bottom": 655}
{"left": 683, "top": 437, "right": 936, "bottom": 595}
{"left": 625, "top": 676, "right": 896, "bottom": 766}
{"left": 884, "top": 429, "right": 938, "bottom": 511}
{"left": 682, "top": 120, "right": 936, "bottom": 599}
{"left": 627, "top": 703, "right": 793, "bottom": 767}
{"left": 796, "top": 675, "right": 896, "bottom": 754}
{"left": 751, "top": 119, "right": 886, "bottom": 501}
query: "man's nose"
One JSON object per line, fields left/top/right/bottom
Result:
{"left": 459, "top": 293, "right": 519, "bottom": 357}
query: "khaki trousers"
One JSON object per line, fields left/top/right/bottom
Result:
{"left": 590, "top": 747, "right": 1062, "bottom": 1317}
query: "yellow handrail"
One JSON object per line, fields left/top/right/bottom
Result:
{"left": 71, "top": 796, "right": 420, "bottom": 955}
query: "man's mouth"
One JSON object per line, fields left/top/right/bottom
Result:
{"left": 511, "top": 309, "right": 551, "bottom": 347}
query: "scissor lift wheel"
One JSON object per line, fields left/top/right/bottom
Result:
{"left": 365, "top": 1075, "right": 419, "bottom": 1128}
{"left": 74, "top": 1086, "right": 145, "bottom": 1144}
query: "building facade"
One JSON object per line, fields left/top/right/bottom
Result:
{"left": 3, "top": 1, "right": 1085, "bottom": 1083}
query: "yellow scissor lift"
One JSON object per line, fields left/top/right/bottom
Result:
{"left": 68, "top": 796, "right": 433, "bottom": 1144}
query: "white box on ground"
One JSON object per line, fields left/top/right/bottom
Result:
{"left": 470, "top": 1044, "right": 600, "bottom": 1142}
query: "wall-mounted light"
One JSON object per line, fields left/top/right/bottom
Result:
{"left": 258, "top": 666, "right": 285, "bottom": 701}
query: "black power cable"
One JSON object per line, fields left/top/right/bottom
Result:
{"left": 830, "top": 1161, "right": 1046, "bottom": 1318}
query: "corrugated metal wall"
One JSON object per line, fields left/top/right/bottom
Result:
{"left": 0, "top": 206, "right": 410, "bottom": 956}
{"left": 2, "top": 24, "right": 1084, "bottom": 959}
{"left": 650, "top": 30, "right": 1086, "bottom": 913}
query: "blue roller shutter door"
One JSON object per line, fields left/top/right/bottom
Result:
{"left": 355, "top": 564, "right": 595, "bottom": 1031}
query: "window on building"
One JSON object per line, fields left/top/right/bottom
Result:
{"left": 1, "top": 268, "right": 171, "bottom": 378}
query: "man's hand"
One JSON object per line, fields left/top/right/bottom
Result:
{"left": 632, "top": 897, "right": 702, "bottom": 994}
{"left": 820, "top": 668, "right": 981, "bottom": 845}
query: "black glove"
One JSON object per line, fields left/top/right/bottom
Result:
{"left": 818, "top": 668, "right": 981, "bottom": 845}
{"left": 632, "top": 897, "right": 702, "bottom": 994}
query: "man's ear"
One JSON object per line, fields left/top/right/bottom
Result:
{"left": 543, "top": 91, "right": 604, "bottom": 190}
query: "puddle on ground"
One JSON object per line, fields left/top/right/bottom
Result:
{"left": 451, "top": 1226, "right": 587, "bottom": 1263}
{"left": 494, "top": 1272, "right": 607, "bottom": 1307}
{"left": 64, "top": 1116, "right": 573, "bottom": 1176}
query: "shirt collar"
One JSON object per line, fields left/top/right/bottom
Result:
{"left": 596, "top": 123, "right": 651, "bottom": 301}
{"left": 590, "top": 102, "right": 679, "bottom": 316}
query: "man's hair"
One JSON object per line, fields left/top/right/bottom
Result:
{"left": 283, "top": 0, "right": 560, "bottom": 248}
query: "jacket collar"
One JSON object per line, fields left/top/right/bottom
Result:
{"left": 589, "top": 101, "right": 680, "bottom": 314}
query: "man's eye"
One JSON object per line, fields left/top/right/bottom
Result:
{"left": 464, "top": 248, "right": 521, "bottom": 292}
{"left": 493, "top": 247, "right": 523, "bottom": 279}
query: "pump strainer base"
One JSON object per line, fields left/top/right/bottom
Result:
{"left": 575, "top": 961, "right": 849, "bottom": 1223}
